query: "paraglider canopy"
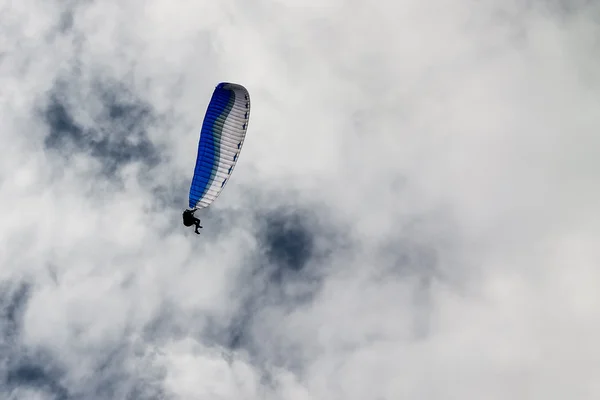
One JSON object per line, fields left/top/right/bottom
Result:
{"left": 186, "top": 82, "right": 251, "bottom": 212}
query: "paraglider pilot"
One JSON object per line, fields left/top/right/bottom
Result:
{"left": 182, "top": 209, "right": 203, "bottom": 234}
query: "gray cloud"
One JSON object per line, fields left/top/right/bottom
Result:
{"left": 42, "top": 76, "right": 160, "bottom": 178}
{"left": 2, "top": 0, "right": 600, "bottom": 399}
{"left": 0, "top": 282, "right": 68, "bottom": 400}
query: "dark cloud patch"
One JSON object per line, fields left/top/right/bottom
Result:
{"left": 3, "top": 339, "right": 167, "bottom": 400}
{"left": 201, "top": 202, "right": 349, "bottom": 372}
{"left": 43, "top": 90, "right": 82, "bottom": 149}
{"left": 244, "top": 205, "right": 326, "bottom": 310}
{"left": 4, "top": 357, "right": 69, "bottom": 400}
{"left": 213, "top": 298, "right": 256, "bottom": 352}
{"left": 42, "top": 76, "right": 161, "bottom": 178}
{"left": 57, "top": 10, "right": 74, "bottom": 34}
{"left": 0, "top": 281, "right": 30, "bottom": 342}
{"left": 3, "top": 344, "right": 167, "bottom": 400}
{"left": 261, "top": 209, "right": 314, "bottom": 276}
{"left": 51, "top": 0, "right": 97, "bottom": 34}
{"left": 0, "top": 281, "right": 166, "bottom": 399}
{"left": 0, "top": 282, "right": 69, "bottom": 399}
{"left": 253, "top": 204, "right": 350, "bottom": 298}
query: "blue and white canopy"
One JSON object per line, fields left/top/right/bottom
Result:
{"left": 188, "top": 82, "right": 251, "bottom": 210}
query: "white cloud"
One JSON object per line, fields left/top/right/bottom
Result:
{"left": 1, "top": 0, "right": 600, "bottom": 398}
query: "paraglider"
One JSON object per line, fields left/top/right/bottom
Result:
{"left": 183, "top": 82, "right": 251, "bottom": 234}
{"left": 182, "top": 208, "right": 202, "bottom": 234}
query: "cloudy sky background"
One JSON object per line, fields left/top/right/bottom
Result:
{"left": 2, "top": 0, "right": 600, "bottom": 399}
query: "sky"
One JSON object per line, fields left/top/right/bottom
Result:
{"left": 1, "top": 0, "right": 600, "bottom": 399}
